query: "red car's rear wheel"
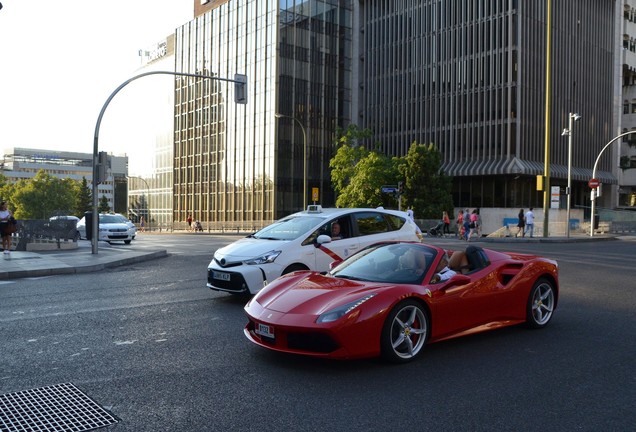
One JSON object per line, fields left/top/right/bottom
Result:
{"left": 381, "top": 299, "right": 429, "bottom": 363}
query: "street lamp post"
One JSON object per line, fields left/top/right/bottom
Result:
{"left": 589, "top": 130, "right": 636, "bottom": 237}
{"left": 127, "top": 175, "right": 151, "bottom": 232}
{"left": 92, "top": 70, "right": 247, "bottom": 254}
{"left": 561, "top": 112, "right": 581, "bottom": 238}
{"left": 275, "top": 113, "right": 307, "bottom": 209}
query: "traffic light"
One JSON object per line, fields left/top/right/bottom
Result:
{"left": 97, "top": 151, "right": 109, "bottom": 184}
{"left": 398, "top": 181, "right": 404, "bottom": 195}
{"left": 234, "top": 73, "right": 247, "bottom": 104}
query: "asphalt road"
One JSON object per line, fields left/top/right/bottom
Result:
{"left": 1, "top": 234, "right": 635, "bottom": 431}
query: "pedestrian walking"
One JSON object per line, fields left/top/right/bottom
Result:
{"left": 515, "top": 209, "right": 525, "bottom": 237}
{"left": 475, "top": 208, "right": 482, "bottom": 237}
{"left": 525, "top": 208, "right": 535, "bottom": 238}
{"left": 468, "top": 209, "right": 478, "bottom": 241}
{"left": 455, "top": 210, "right": 464, "bottom": 238}
{"left": 442, "top": 211, "right": 451, "bottom": 236}
{"left": 463, "top": 209, "right": 471, "bottom": 241}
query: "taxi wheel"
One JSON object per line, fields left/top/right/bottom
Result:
{"left": 282, "top": 264, "right": 308, "bottom": 275}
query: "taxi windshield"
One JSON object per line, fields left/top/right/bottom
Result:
{"left": 252, "top": 216, "right": 324, "bottom": 241}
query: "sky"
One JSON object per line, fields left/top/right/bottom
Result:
{"left": 0, "top": 0, "right": 193, "bottom": 175}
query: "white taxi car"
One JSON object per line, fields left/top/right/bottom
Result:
{"left": 207, "top": 206, "right": 423, "bottom": 296}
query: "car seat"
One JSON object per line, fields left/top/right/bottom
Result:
{"left": 448, "top": 250, "right": 470, "bottom": 274}
{"left": 465, "top": 245, "right": 490, "bottom": 272}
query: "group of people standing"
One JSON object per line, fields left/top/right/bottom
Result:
{"left": 515, "top": 208, "right": 535, "bottom": 238}
{"left": 455, "top": 208, "right": 481, "bottom": 241}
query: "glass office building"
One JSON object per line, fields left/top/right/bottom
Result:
{"left": 125, "top": 35, "right": 178, "bottom": 229}
{"left": 173, "top": 0, "right": 353, "bottom": 227}
{"left": 356, "top": 1, "right": 617, "bottom": 210}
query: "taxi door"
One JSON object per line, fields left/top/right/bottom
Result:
{"left": 313, "top": 216, "right": 360, "bottom": 271}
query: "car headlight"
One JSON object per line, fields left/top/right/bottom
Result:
{"left": 243, "top": 250, "right": 282, "bottom": 265}
{"left": 316, "top": 294, "right": 376, "bottom": 323}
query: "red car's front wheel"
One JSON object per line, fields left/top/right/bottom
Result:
{"left": 526, "top": 278, "right": 556, "bottom": 329}
{"left": 381, "top": 299, "right": 429, "bottom": 363}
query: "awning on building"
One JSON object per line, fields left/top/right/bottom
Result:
{"left": 441, "top": 157, "right": 617, "bottom": 184}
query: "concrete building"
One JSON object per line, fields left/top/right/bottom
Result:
{"left": 355, "top": 1, "right": 618, "bottom": 214}
{"left": 1, "top": 147, "right": 128, "bottom": 214}
{"left": 619, "top": 1, "right": 636, "bottom": 207}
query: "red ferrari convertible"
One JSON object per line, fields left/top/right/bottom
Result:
{"left": 244, "top": 242, "right": 558, "bottom": 363}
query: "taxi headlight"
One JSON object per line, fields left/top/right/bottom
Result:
{"left": 244, "top": 250, "right": 281, "bottom": 265}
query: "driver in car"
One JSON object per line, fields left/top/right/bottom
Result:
{"left": 331, "top": 222, "right": 343, "bottom": 240}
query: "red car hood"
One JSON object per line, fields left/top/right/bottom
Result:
{"left": 254, "top": 272, "right": 388, "bottom": 315}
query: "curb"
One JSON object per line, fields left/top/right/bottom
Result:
{"left": 479, "top": 236, "right": 618, "bottom": 243}
{"left": 0, "top": 250, "right": 168, "bottom": 280}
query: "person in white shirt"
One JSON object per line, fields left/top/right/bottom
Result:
{"left": 0, "top": 201, "right": 13, "bottom": 253}
{"left": 525, "top": 208, "right": 535, "bottom": 238}
{"left": 431, "top": 252, "right": 457, "bottom": 283}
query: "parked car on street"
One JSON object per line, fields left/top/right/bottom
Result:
{"left": 77, "top": 213, "right": 135, "bottom": 244}
{"left": 207, "top": 205, "right": 423, "bottom": 296}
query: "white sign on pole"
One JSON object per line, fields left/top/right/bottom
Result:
{"left": 550, "top": 186, "right": 560, "bottom": 209}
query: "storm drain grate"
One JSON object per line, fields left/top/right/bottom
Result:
{"left": 0, "top": 382, "right": 119, "bottom": 432}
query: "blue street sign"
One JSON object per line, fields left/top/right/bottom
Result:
{"left": 381, "top": 186, "right": 397, "bottom": 194}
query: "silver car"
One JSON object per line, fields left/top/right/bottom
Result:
{"left": 77, "top": 213, "right": 135, "bottom": 244}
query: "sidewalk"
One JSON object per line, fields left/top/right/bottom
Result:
{"left": 0, "top": 241, "right": 167, "bottom": 280}
{"left": 427, "top": 231, "right": 630, "bottom": 244}
{"left": 478, "top": 232, "right": 624, "bottom": 244}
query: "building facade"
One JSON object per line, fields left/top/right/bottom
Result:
{"left": 1, "top": 147, "right": 128, "bottom": 214}
{"left": 355, "top": 0, "right": 618, "bottom": 212}
{"left": 166, "top": 0, "right": 626, "bottom": 228}
{"left": 619, "top": 1, "right": 636, "bottom": 207}
{"left": 127, "top": 35, "right": 178, "bottom": 228}
{"left": 173, "top": 0, "right": 353, "bottom": 225}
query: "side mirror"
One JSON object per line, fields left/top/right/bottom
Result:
{"left": 315, "top": 234, "right": 332, "bottom": 247}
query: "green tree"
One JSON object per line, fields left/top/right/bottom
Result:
{"left": 74, "top": 177, "right": 92, "bottom": 216}
{"left": 396, "top": 142, "right": 454, "bottom": 219}
{"left": 98, "top": 194, "right": 111, "bottom": 213}
{"left": 11, "top": 170, "right": 77, "bottom": 219}
{"left": 336, "top": 151, "right": 397, "bottom": 208}
{"left": 329, "top": 124, "right": 374, "bottom": 196}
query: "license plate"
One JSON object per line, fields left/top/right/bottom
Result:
{"left": 213, "top": 271, "right": 231, "bottom": 281}
{"left": 256, "top": 323, "right": 274, "bottom": 338}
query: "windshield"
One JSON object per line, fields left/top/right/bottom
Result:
{"left": 251, "top": 216, "right": 324, "bottom": 241}
{"left": 99, "top": 214, "right": 126, "bottom": 224}
{"left": 331, "top": 243, "right": 438, "bottom": 284}
{"left": 112, "top": 214, "right": 130, "bottom": 224}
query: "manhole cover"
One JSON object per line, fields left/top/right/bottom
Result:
{"left": 0, "top": 382, "right": 119, "bottom": 432}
